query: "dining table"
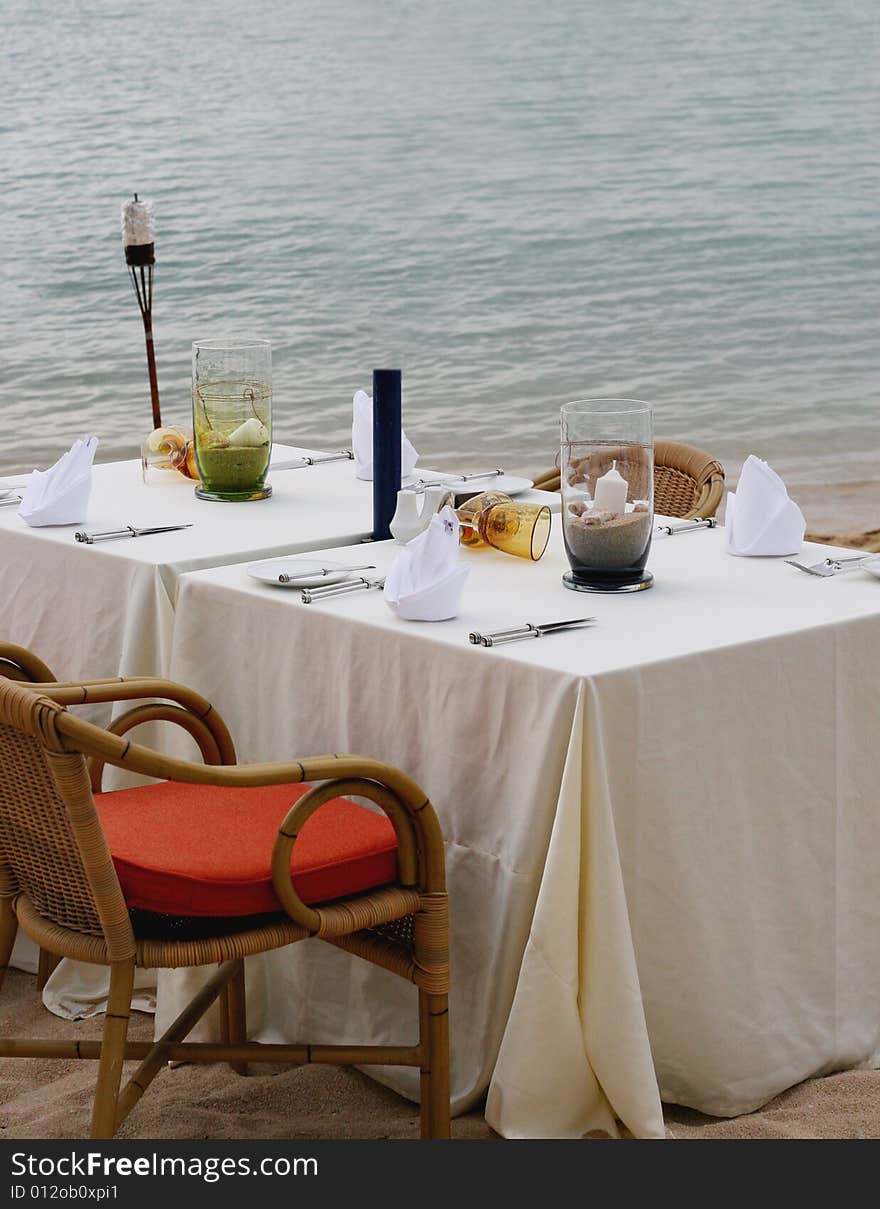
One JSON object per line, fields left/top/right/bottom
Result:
{"left": 0, "top": 449, "right": 555, "bottom": 733}
{"left": 0, "top": 447, "right": 375, "bottom": 706}
{"left": 0, "top": 449, "right": 555, "bottom": 987}
{"left": 132, "top": 521, "right": 880, "bottom": 1139}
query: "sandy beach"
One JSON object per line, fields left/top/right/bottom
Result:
{"left": 0, "top": 970, "right": 876, "bottom": 1140}
{"left": 786, "top": 478, "right": 880, "bottom": 551}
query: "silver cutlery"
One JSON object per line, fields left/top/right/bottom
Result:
{"left": 411, "top": 469, "right": 505, "bottom": 492}
{"left": 270, "top": 450, "right": 354, "bottom": 471}
{"left": 655, "top": 517, "right": 717, "bottom": 536}
{"left": 784, "top": 554, "right": 868, "bottom": 577}
{"left": 278, "top": 563, "right": 376, "bottom": 585}
{"left": 74, "top": 523, "right": 194, "bottom": 544}
{"left": 0, "top": 493, "right": 22, "bottom": 508}
{"left": 470, "top": 617, "right": 596, "bottom": 647}
{"left": 301, "top": 576, "right": 386, "bottom": 604}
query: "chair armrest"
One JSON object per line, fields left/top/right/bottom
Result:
{"left": 0, "top": 643, "right": 57, "bottom": 684}
{"left": 687, "top": 469, "right": 725, "bottom": 520}
{"left": 271, "top": 777, "right": 424, "bottom": 935}
{"left": 39, "top": 676, "right": 224, "bottom": 721}
{"left": 88, "top": 703, "right": 237, "bottom": 792}
{"left": 532, "top": 467, "right": 561, "bottom": 492}
{"left": 38, "top": 677, "right": 236, "bottom": 789}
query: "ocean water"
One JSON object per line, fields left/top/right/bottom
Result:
{"left": 1, "top": 0, "right": 878, "bottom": 485}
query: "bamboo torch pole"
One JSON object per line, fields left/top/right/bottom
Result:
{"left": 121, "top": 194, "right": 162, "bottom": 430}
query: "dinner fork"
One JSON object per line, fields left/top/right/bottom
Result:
{"left": 300, "top": 576, "right": 386, "bottom": 604}
{"left": 784, "top": 554, "right": 868, "bottom": 577}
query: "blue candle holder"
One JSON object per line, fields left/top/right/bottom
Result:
{"left": 372, "top": 368, "right": 402, "bottom": 540}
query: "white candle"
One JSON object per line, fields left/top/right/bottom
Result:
{"left": 121, "top": 196, "right": 154, "bottom": 247}
{"left": 228, "top": 418, "right": 269, "bottom": 447}
{"left": 593, "top": 460, "right": 628, "bottom": 515}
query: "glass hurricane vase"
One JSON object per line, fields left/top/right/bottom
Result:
{"left": 560, "top": 398, "right": 654, "bottom": 592}
{"left": 192, "top": 338, "right": 273, "bottom": 502}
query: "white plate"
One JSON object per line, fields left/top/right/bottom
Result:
{"left": 859, "top": 555, "right": 880, "bottom": 579}
{"left": 246, "top": 557, "right": 357, "bottom": 589}
{"left": 405, "top": 474, "right": 535, "bottom": 499}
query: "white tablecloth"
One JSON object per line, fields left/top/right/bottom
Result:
{"left": 0, "top": 447, "right": 374, "bottom": 692}
{"left": 158, "top": 526, "right": 880, "bottom": 1137}
{"left": 0, "top": 449, "right": 555, "bottom": 694}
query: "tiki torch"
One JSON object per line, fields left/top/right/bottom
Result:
{"left": 121, "top": 194, "right": 161, "bottom": 430}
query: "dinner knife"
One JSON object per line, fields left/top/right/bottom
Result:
{"left": 412, "top": 469, "right": 505, "bottom": 491}
{"left": 469, "top": 622, "right": 532, "bottom": 645}
{"left": 476, "top": 617, "right": 596, "bottom": 647}
{"left": 278, "top": 563, "right": 376, "bottom": 584}
{"left": 655, "top": 517, "right": 717, "bottom": 536}
{"left": 74, "top": 524, "right": 194, "bottom": 544}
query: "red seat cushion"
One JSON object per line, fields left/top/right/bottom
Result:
{"left": 96, "top": 780, "right": 398, "bottom": 918}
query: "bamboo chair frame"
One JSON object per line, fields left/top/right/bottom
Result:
{"left": 0, "top": 643, "right": 56, "bottom": 686}
{"left": 533, "top": 439, "right": 725, "bottom": 519}
{"left": 0, "top": 652, "right": 231, "bottom": 987}
{"left": 0, "top": 666, "right": 450, "bottom": 1140}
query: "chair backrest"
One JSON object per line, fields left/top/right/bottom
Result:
{"left": 0, "top": 677, "right": 134, "bottom": 960}
{"left": 532, "top": 439, "right": 725, "bottom": 520}
{"left": 653, "top": 440, "right": 725, "bottom": 519}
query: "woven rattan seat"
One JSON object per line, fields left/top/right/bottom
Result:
{"left": 0, "top": 648, "right": 451, "bottom": 1139}
{"left": 533, "top": 439, "right": 725, "bottom": 519}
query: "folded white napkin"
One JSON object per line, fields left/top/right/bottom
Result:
{"left": 725, "top": 454, "right": 805, "bottom": 557}
{"left": 352, "top": 389, "right": 419, "bottom": 481}
{"left": 384, "top": 505, "right": 469, "bottom": 621}
{"left": 18, "top": 437, "right": 98, "bottom": 527}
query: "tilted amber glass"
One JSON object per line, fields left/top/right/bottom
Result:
{"left": 456, "top": 490, "right": 512, "bottom": 547}
{"left": 457, "top": 492, "right": 552, "bottom": 561}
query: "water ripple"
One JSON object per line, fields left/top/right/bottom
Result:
{"left": 0, "top": 0, "right": 878, "bottom": 480}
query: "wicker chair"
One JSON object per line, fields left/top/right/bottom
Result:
{"left": 533, "top": 439, "right": 725, "bottom": 519}
{"left": 0, "top": 670, "right": 450, "bottom": 1140}
{"left": 0, "top": 644, "right": 62, "bottom": 990}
